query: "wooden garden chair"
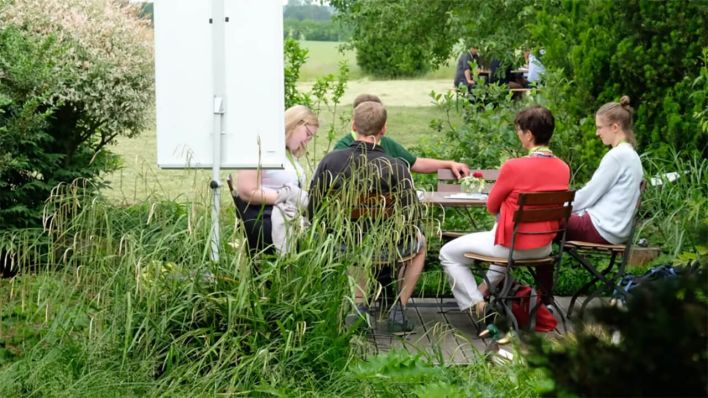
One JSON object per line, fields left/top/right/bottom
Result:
{"left": 564, "top": 180, "right": 646, "bottom": 317}
{"left": 347, "top": 192, "right": 419, "bottom": 317}
{"left": 464, "top": 190, "right": 576, "bottom": 332}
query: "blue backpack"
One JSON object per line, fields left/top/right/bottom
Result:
{"left": 612, "top": 265, "right": 680, "bottom": 303}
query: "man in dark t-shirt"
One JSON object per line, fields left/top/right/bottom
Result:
{"left": 311, "top": 101, "right": 425, "bottom": 335}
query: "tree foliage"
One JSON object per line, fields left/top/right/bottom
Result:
{"left": 283, "top": 18, "right": 351, "bottom": 42}
{"left": 283, "top": 0, "right": 333, "bottom": 21}
{"left": 331, "top": 0, "right": 459, "bottom": 77}
{"left": 531, "top": 0, "right": 708, "bottom": 166}
{"left": 0, "top": 0, "right": 153, "bottom": 229}
{"left": 334, "top": 0, "right": 708, "bottom": 173}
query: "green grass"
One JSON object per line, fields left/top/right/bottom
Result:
{"left": 299, "top": 41, "right": 457, "bottom": 82}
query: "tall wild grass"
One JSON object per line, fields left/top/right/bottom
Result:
{"left": 638, "top": 149, "right": 708, "bottom": 259}
{"left": 0, "top": 177, "right": 548, "bottom": 396}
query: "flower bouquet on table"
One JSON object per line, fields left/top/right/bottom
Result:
{"left": 460, "top": 171, "right": 486, "bottom": 193}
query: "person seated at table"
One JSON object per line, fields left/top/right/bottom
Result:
{"left": 526, "top": 49, "right": 546, "bottom": 86}
{"left": 566, "top": 96, "right": 644, "bottom": 244}
{"left": 439, "top": 106, "right": 570, "bottom": 317}
{"left": 332, "top": 94, "right": 470, "bottom": 179}
{"left": 489, "top": 58, "right": 524, "bottom": 89}
{"left": 235, "top": 105, "right": 319, "bottom": 254}
{"left": 310, "top": 101, "right": 426, "bottom": 334}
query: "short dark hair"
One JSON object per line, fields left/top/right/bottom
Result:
{"left": 514, "top": 106, "right": 555, "bottom": 145}
{"left": 353, "top": 101, "right": 387, "bottom": 137}
{"left": 353, "top": 94, "right": 382, "bottom": 108}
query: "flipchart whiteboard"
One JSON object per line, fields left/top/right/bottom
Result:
{"left": 154, "top": 0, "right": 285, "bottom": 169}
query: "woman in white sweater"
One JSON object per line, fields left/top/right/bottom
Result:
{"left": 568, "top": 96, "right": 644, "bottom": 244}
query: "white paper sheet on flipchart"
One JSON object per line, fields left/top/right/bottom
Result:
{"left": 154, "top": 0, "right": 285, "bottom": 169}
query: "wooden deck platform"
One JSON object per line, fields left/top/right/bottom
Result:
{"left": 366, "top": 296, "right": 580, "bottom": 364}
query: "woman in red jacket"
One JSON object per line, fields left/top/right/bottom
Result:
{"left": 439, "top": 106, "right": 570, "bottom": 317}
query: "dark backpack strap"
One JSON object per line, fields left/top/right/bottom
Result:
{"left": 529, "top": 288, "right": 538, "bottom": 331}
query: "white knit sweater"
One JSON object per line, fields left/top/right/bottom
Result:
{"left": 572, "top": 143, "right": 644, "bottom": 244}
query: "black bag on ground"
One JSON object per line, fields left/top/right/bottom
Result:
{"left": 612, "top": 264, "right": 680, "bottom": 303}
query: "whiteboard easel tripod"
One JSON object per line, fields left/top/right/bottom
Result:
{"left": 154, "top": 0, "right": 285, "bottom": 261}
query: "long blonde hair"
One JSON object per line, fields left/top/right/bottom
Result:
{"left": 596, "top": 95, "right": 637, "bottom": 148}
{"left": 284, "top": 105, "right": 318, "bottom": 157}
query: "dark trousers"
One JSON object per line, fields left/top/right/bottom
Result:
{"left": 235, "top": 197, "right": 274, "bottom": 255}
{"left": 537, "top": 213, "right": 610, "bottom": 302}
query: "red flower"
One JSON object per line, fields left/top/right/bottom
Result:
{"left": 472, "top": 171, "right": 484, "bottom": 178}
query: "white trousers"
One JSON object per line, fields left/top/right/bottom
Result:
{"left": 439, "top": 224, "right": 551, "bottom": 310}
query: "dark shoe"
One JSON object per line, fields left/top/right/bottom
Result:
{"left": 345, "top": 304, "right": 371, "bottom": 331}
{"left": 387, "top": 304, "right": 414, "bottom": 335}
{"left": 387, "top": 318, "right": 414, "bottom": 335}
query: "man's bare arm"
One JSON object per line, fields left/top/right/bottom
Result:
{"left": 411, "top": 158, "right": 470, "bottom": 178}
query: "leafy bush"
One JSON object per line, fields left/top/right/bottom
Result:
{"left": 0, "top": 0, "right": 153, "bottom": 229}
{"left": 528, "top": 264, "right": 707, "bottom": 397}
{"left": 331, "top": 0, "right": 458, "bottom": 77}
{"left": 531, "top": 0, "right": 708, "bottom": 175}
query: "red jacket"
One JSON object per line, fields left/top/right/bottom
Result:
{"left": 487, "top": 156, "right": 570, "bottom": 250}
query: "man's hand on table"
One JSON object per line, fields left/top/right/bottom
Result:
{"left": 449, "top": 162, "right": 470, "bottom": 179}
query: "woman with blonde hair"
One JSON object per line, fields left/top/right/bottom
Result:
{"left": 566, "top": 95, "right": 644, "bottom": 244}
{"left": 235, "top": 105, "right": 319, "bottom": 253}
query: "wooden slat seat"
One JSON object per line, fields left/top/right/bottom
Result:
{"left": 463, "top": 252, "right": 555, "bottom": 267}
{"left": 564, "top": 240, "right": 626, "bottom": 252}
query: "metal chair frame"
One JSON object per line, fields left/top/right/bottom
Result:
{"left": 564, "top": 180, "right": 646, "bottom": 317}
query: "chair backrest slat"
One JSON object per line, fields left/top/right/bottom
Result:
{"left": 350, "top": 193, "right": 395, "bottom": 220}
{"left": 226, "top": 174, "right": 238, "bottom": 206}
{"left": 518, "top": 190, "right": 575, "bottom": 206}
{"left": 514, "top": 206, "right": 572, "bottom": 223}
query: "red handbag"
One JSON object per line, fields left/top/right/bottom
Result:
{"left": 510, "top": 284, "right": 557, "bottom": 332}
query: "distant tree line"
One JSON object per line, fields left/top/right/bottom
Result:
{"left": 284, "top": 0, "right": 350, "bottom": 42}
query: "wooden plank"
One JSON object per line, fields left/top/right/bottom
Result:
{"left": 409, "top": 298, "right": 469, "bottom": 364}
{"left": 435, "top": 298, "right": 486, "bottom": 363}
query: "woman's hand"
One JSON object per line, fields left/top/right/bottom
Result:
{"left": 276, "top": 184, "right": 308, "bottom": 207}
